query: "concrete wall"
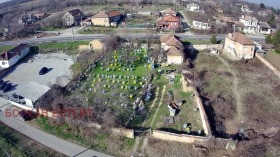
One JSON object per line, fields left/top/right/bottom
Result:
{"left": 256, "top": 53, "right": 280, "bottom": 78}
{"left": 151, "top": 130, "right": 206, "bottom": 143}
{"left": 151, "top": 77, "right": 212, "bottom": 143}
{"left": 192, "top": 44, "right": 223, "bottom": 50}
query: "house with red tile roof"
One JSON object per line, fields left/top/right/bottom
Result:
{"left": 156, "top": 15, "right": 181, "bottom": 31}
{"left": 224, "top": 32, "right": 255, "bottom": 59}
{"left": 91, "top": 10, "right": 121, "bottom": 27}
{"left": 0, "top": 44, "right": 30, "bottom": 68}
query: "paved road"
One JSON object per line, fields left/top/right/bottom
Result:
{"left": 0, "top": 33, "right": 266, "bottom": 46}
{"left": 0, "top": 99, "right": 112, "bottom": 157}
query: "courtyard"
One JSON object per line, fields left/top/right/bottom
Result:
{"left": 0, "top": 53, "right": 74, "bottom": 101}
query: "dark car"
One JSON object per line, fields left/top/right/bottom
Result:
{"left": 0, "top": 82, "right": 7, "bottom": 90}
{"left": 39, "top": 67, "right": 48, "bottom": 75}
{"left": 19, "top": 110, "right": 38, "bottom": 121}
{"left": 13, "top": 93, "right": 24, "bottom": 99}
{"left": 19, "top": 110, "right": 30, "bottom": 121}
{"left": 3, "top": 83, "right": 12, "bottom": 93}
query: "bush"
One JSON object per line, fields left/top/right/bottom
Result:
{"left": 265, "top": 34, "right": 273, "bottom": 44}
{"left": 210, "top": 35, "right": 217, "bottom": 44}
{"left": 275, "top": 46, "right": 280, "bottom": 54}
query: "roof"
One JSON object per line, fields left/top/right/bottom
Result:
{"left": 191, "top": 13, "right": 209, "bottom": 23}
{"left": 240, "top": 15, "right": 258, "bottom": 21}
{"left": 217, "top": 15, "right": 236, "bottom": 23}
{"left": 227, "top": 32, "right": 255, "bottom": 45}
{"left": 163, "top": 15, "right": 180, "bottom": 22}
{"left": 67, "top": 9, "right": 83, "bottom": 17}
{"left": 233, "top": 21, "right": 245, "bottom": 27}
{"left": 166, "top": 46, "right": 183, "bottom": 56}
{"left": 16, "top": 82, "right": 51, "bottom": 102}
{"left": 160, "top": 33, "right": 177, "bottom": 43}
{"left": 163, "top": 8, "right": 177, "bottom": 15}
{"left": 166, "top": 36, "right": 184, "bottom": 50}
{"left": 0, "top": 44, "right": 29, "bottom": 61}
{"left": 92, "top": 10, "right": 120, "bottom": 19}
{"left": 258, "top": 22, "right": 271, "bottom": 29}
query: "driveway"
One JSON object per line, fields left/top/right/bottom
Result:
{"left": 0, "top": 98, "right": 112, "bottom": 157}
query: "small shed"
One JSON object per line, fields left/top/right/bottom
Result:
{"left": 16, "top": 82, "right": 50, "bottom": 108}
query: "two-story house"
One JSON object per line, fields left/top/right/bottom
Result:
{"left": 192, "top": 14, "right": 210, "bottom": 30}
{"left": 239, "top": 15, "right": 258, "bottom": 34}
{"left": 186, "top": 3, "right": 200, "bottom": 12}
{"left": 91, "top": 10, "right": 121, "bottom": 27}
{"left": 0, "top": 44, "right": 30, "bottom": 68}
{"left": 160, "top": 34, "right": 184, "bottom": 64}
{"left": 224, "top": 32, "right": 255, "bottom": 59}
{"left": 62, "top": 9, "right": 84, "bottom": 26}
{"left": 156, "top": 15, "right": 181, "bottom": 31}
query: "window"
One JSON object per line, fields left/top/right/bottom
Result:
{"left": 2, "top": 61, "right": 5, "bottom": 65}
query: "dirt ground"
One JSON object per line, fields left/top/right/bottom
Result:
{"left": 265, "top": 51, "right": 280, "bottom": 70}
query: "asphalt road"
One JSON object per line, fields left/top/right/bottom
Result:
{"left": 0, "top": 99, "right": 112, "bottom": 157}
{"left": 0, "top": 33, "right": 266, "bottom": 46}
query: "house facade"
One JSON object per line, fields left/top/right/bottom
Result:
{"left": 239, "top": 15, "right": 258, "bottom": 34}
{"left": 166, "top": 46, "right": 184, "bottom": 64}
{"left": 258, "top": 22, "right": 272, "bottom": 35}
{"left": 186, "top": 3, "right": 200, "bottom": 12}
{"left": 62, "top": 9, "right": 84, "bottom": 26}
{"left": 91, "top": 11, "right": 121, "bottom": 27}
{"left": 224, "top": 32, "right": 255, "bottom": 59}
{"left": 156, "top": 15, "right": 181, "bottom": 31}
{"left": 193, "top": 20, "right": 210, "bottom": 29}
{"left": 0, "top": 44, "right": 30, "bottom": 68}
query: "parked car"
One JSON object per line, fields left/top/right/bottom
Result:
{"left": 19, "top": 110, "right": 38, "bottom": 121}
{"left": 3, "top": 83, "right": 12, "bottom": 93}
{"left": 0, "top": 82, "right": 7, "bottom": 90}
{"left": 13, "top": 93, "right": 24, "bottom": 99}
{"left": 19, "top": 110, "right": 30, "bottom": 121}
{"left": 39, "top": 67, "right": 48, "bottom": 75}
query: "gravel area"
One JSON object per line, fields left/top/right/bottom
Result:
{"left": 1, "top": 53, "right": 74, "bottom": 95}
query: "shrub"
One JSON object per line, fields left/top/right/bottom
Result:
{"left": 210, "top": 35, "right": 217, "bottom": 44}
{"left": 265, "top": 34, "right": 273, "bottom": 44}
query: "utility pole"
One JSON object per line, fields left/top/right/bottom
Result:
{"left": 72, "top": 26, "right": 74, "bottom": 42}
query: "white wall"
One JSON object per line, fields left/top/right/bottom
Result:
{"left": 0, "top": 46, "right": 30, "bottom": 68}
{"left": 192, "top": 21, "right": 209, "bottom": 30}
{"left": 167, "top": 56, "right": 183, "bottom": 64}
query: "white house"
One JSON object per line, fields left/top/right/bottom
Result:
{"left": 241, "top": 5, "right": 253, "bottom": 13}
{"left": 258, "top": 10, "right": 269, "bottom": 17}
{"left": 166, "top": 46, "right": 184, "bottom": 65}
{"left": 0, "top": 44, "right": 30, "bottom": 68}
{"left": 193, "top": 20, "right": 210, "bottom": 30}
{"left": 239, "top": 15, "right": 258, "bottom": 34}
{"left": 258, "top": 22, "right": 272, "bottom": 35}
{"left": 186, "top": 3, "right": 200, "bottom": 12}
